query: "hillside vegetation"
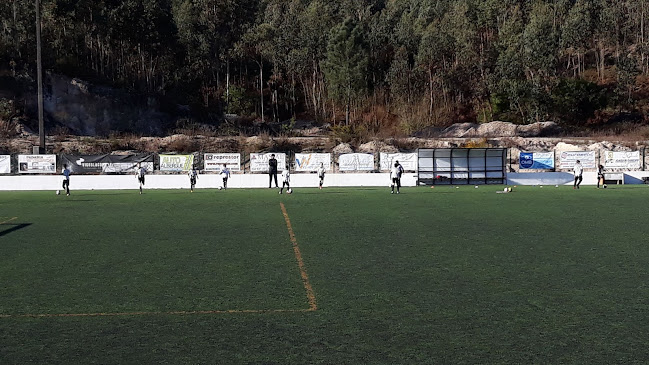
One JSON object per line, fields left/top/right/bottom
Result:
{"left": 2, "top": 0, "right": 649, "bottom": 138}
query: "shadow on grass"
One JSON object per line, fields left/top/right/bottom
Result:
{"left": 0, "top": 223, "right": 32, "bottom": 238}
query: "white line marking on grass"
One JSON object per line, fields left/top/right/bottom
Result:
{"left": 0, "top": 217, "right": 17, "bottom": 225}
{"left": 0, "top": 308, "right": 312, "bottom": 318}
{"left": 280, "top": 202, "right": 318, "bottom": 311}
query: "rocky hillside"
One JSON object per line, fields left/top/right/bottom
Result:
{"left": 2, "top": 120, "right": 648, "bottom": 173}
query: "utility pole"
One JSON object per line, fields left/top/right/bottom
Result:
{"left": 35, "top": 0, "right": 45, "bottom": 153}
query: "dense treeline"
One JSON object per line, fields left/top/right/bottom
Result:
{"left": 2, "top": 0, "right": 649, "bottom": 135}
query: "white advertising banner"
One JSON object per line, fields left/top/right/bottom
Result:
{"left": 159, "top": 154, "right": 195, "bottom": 172}
{"left": 204, "top": 153, "right": 241, "bottom": 171}
{"left": 380, "top": 153, "right": 418, "bottom": 171}
{"left": 603, "top": 151, "right": 641, "bottom": 169}
{"left": 0, "top": 155, "right": 10, "bottom": 174}
{"left": 250, "top": 153, "right": 286, "bottom": 172}
{"left": 559, "top": 151, "right": 596, "bottom": 169}
{"left": 18, "top": 154, "right": 56, "bottom": 173}
{"left": 295, "top": 153, "right": 331, "bottom": 172}
{"left": 339, "top": 153, "right": 374, "bottom": 171}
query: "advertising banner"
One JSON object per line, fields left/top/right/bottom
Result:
{"left": 339, "top": 153, "right": 374, "bottom": 171}
{"left": 250, "top": 153, "right": 286, "bottom": 172}
{"left": 0, "top": 155, "right": 10, "bottom": 174}
{"left": 603, "top": 151, "right": 641, "bottom": 169}
{"left": 204, "top": 153, "right": 241, "bottom": 172}
{"left": 159, "top": 154, "right": 195, "bottom": 172}
{"left": 18, "top": 154, "right": 56, "bottom": 173}
{"left": 519, "top": 152, "right": 555, "bottom": 170}
{"left": 559, "top": 151, "right": 596, "bottom": 169}
{"left": 380, "top": 153, "right": 418, "bottom": 171}
{"left": 295, "top": 153, "right": 331, "bottom": 172}
{"left": 61, "top": 154, "right": 154, "bottom": 173}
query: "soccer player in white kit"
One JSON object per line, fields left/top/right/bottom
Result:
{"left": 136, "top": 163, "right": 146, "bottom": 194}
{"left": 220, "top": 163, "right": 230, "bottom": 189}
{"left": 390, "top": 162, "right": 401, "bottom": 194}
{"left": 188, "top": 166, "right": 198, "bottom": 192}
{"left": 573, "top": 160, "right": 583, "bottom": 189}
{"left": 317, "top": 162, "right": 326, "bottom": 189}
{"left": 279, "top": 166, "right": 290, "bottom": 194}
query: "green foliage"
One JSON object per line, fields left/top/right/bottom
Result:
{"left": 3, "top": 0, "right": 649, "bottom": 131}
{"left": 330, "top": 123, "right": 366, "bottom": 144}
{"left": 551, "top": 79, "right": 607, "bottom": 124}
{"left": 322, "top": 18, "right": 369, "bottom": 121}
{"left": 0, "top": 98, "right": 16, "bottom": 121}
{"left": 226, "top": 86, "right": 256, "bottom": 116}
{"left": 280, "top": 117, "right": 296, "bottom": 135}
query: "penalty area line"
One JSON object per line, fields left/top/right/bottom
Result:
{"left": 0, "top": 217, "right": 17, "bottom": 225}
{"left": 0, "top": 308, "right": 312, "bottom": 319}
{"left": 280, "top": 202, "right": 318, "bottom": 311}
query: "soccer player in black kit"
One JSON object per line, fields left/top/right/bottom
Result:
{"left": 268, "top": 153, "right": 279, "bottom": 188}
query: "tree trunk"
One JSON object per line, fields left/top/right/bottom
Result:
{"left": 259, "top": 57, "right": 264, "bottom": 122}
{"left": 312, "top": 59, "right": 318, "bottom": 116}
{"left": 428, "top": 67, "right": 434, "bottom": 116}
{"left": 226, "top": 59, "right": 230, "bottom": 113}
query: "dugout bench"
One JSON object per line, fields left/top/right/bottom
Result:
{"left": 604, "top": 172, "right": 624, "bottom": 185}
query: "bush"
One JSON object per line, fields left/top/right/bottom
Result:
{"left": 225, "top": 86, "right": 256, "bottom": 116}
{"left": 167, "top": 136, "right": 199, "bottom": 153}
{"left": 551, "top": 79, "right": 608, "bottom": 125}
{"left": 330, "top": 123, "right": 367, "bottom": 145}
{"left": 0, "top": 119, "right": 18, "bottom": 138}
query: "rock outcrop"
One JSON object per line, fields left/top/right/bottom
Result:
{"left": 438, "top": 121, "right": 560, "bottom": 138}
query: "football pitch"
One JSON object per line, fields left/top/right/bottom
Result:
{"left": 1, "top": 185, "right": 649, "bottom": 364}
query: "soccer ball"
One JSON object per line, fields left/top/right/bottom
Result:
{"left": 504, "top": 187, "right": 508, "bottom": 192}
{"left": 218, "top": 186, "right": 222, "bottom": 190}
{"left": 287, "top": 188, "right": 292, "bottom": 194}
{"left": 56, "top": 190, "right": 60, "bottom": 195}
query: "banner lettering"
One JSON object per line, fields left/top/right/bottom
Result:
{"left": 61, "top": 154, "right": 154, "bottom": 173}
{"left": 559, "top": 151, "right": 596, "bottom": 169}
{"left": 519, "top": 152, "right": 555, "bottom": 170}
{"left": 603, "top": 151, "right": 641, "bottom": 169}
{"left": 250, "top": 153, "right": 286, "bottom": 172}
{"left": 380, "top": 153, "right": 418, "bottom": 171}
{"left": 295, "top": 153, "right": 331, "bottom": 171}
{"left": 159, "top": 154, "right": 195, "bottom": 172}
{"left": 339, "top": 153, "right": 374, "bottom": 171}
{"left": 204, "top": 153, "right": 241, "bottom": 171}
{"left": 0, "top": 155, "right": 10, "bottom": 174}
{"left": 18, "top": 154, "right": 56, "bottom": 173}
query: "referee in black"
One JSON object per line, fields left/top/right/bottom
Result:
{"left": 268, "top": 154, "right": 279, "bottom": 188}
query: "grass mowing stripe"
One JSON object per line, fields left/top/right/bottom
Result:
{"left": 280, "top": 202, "right": 317, "bottom": 311}
{"left": 0, "top": 308, "right": 312, "bottom": 319}
{"left": 0, "top": 201, "right": 315, "bottom": 318}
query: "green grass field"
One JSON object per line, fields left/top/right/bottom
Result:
{"left": 2, "top": 185, "right": 649, "bottom": 364}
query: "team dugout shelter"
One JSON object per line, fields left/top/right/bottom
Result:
{"left": 417, "top": 148, "right": 507, "bottom": 185}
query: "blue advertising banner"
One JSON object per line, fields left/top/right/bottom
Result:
{"left": 519, "top": 152, "right": 554, "bottom": 170}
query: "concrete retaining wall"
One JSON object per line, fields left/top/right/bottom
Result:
{"left": 1, "top": 171, "right": 647, "bottom": 191}
{"left": 0, "top": 173, "right": 417, "bottom": 191}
